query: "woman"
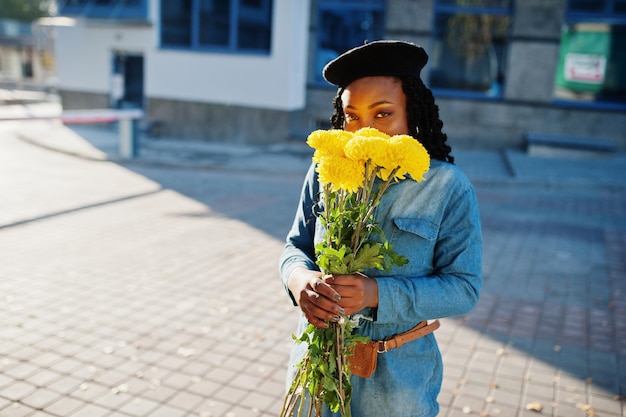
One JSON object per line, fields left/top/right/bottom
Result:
{"left": 280, "top": 40, "right": 482, "bottom": 417}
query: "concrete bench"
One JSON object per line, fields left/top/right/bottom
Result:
{"left": 525, "top": 132, "right": 617, "bottom": 158}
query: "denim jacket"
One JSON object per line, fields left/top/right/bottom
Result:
{"left": 280, "top": 159, "right": 482, "bottom": 417}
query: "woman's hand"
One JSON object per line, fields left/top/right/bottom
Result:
{"left": 288, "top": 268, "right": 379, "bottom": 327}
{"left": 324, "top": 273, "right": 378, "bottom": 315}
{"left": 287, "top": 267, "right": 345, "bottom": 328}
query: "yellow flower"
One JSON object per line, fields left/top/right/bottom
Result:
{"left": 307, "top": 127, "right": 428, "bottom": 190}
{"left": 307, "top": 129, "right": 353, "bottom": 162}
{"left": 353, "top": 127, "right": 390, "bottom": 139}
{"left": 316, "top": 154, "right": 365, "bottom": 193}
{"left": 344, "top": 134, "right": 388, "bottom": 164}
{"left": 345, "top": 128, "right": 401, "bottom": 177}
{"left": 388, "top": 135, "right": 430, "bottom": 181}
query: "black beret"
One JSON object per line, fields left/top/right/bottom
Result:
{"left": 323, "top": 40, "right": 429, "bottom": 88}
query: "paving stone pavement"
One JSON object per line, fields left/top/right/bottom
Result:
{"left": 1, "top": 112, "right": 625, "bottom": 417}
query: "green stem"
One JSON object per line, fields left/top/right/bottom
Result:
{"left": 337, "top": 190, "right": 348, "bottom": 249}
{"left": 323, "top": 184, "right": 332, "bottom": 248}
{"left": 279, "top": 367, "right": 298, "bottom": 417}
{"left": 361, "top": 166, "right": 400, "bottom": 225}
{"left": 280, "top": 358, "right": 312, "bottom": 417}
{"left": 351, "top": 161, "right": 378, "bottom": 254}
{"left": 334, "top": 322, "right": 345, "bottom": 412}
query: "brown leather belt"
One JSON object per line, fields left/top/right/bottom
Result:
{"left": 376, "top": 319, "right": 440, "bottom": 353}
{"left": 349, "top": 319, "right": 441, "bottom": 378}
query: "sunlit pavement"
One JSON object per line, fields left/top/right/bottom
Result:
{"left": 1, "top": 111, "right": 625, "bottom": 417}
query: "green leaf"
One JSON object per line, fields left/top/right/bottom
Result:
{"left": 322, "top": 376, "right": 338, "bottom": 393}
{"left": 349, "top": 243, "right": 384, "bottom": 271}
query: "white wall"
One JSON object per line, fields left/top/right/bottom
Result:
{"left": 55, "top": 0, "right": 310, "bottom": 111}
{"left": 148, "top": 0, "right": 310, "bottom": 111}
{"left": 0, "top": 46, "right": 23, "bottom": 80}
{"left": 55, "top": 23, "right": 151, "bottom": 93}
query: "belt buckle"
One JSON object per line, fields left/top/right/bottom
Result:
{"left": 377, "top": 340, "right": 388, "bottom": 353}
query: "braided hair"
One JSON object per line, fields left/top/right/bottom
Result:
{"left": 330, "top": 76, "right": 454, "bottom": 164}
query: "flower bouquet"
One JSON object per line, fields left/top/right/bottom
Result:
{"left": 280, "top": 127, "right": 430, "bottom": 417}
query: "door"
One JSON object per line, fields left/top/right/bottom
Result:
{"left": 111, "top": 52, "right": 144, "bottom": 109}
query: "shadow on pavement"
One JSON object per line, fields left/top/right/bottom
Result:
{"left": 13, "top": 121, "right": 626, "bottom": 410}
{"left": 97, "top": 126, "right": 626, "bottom": 401}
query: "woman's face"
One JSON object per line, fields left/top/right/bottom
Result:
{"left": 340, "top": 76, "right": 409, "bottom": 136}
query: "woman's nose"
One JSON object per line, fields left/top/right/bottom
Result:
{"left": 359, "top": 116, "right": 375, "bottom": 129}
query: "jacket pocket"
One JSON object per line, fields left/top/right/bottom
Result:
{"left": 390, "top": 218, "right": 439, "bottom": 269}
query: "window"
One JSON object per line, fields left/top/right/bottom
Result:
{"left": 58, "top": 0, "right": 147, "bottom": 19}
{"left": 161, "top": 0, "right": 191, "bottom": 46}
{"left": 160, "top": 0, "right": 273, "bottom": 54}
{"left": 430, "top": 0, "right": 512, "bottom": 98}
{"left": 568, "top": 0, "right": 626, "bottom": 15}
{"left": 554, "top": 0, "right": 626, "bottom": 108}
{"left": 313, "top": 0, "right": 385, "bottom": 85}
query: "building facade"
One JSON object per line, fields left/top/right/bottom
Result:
{"left": 0, "top": 19, "right": 43, "bottom": 87}
{"left": 55, "top": 0, "right": 626, "bottom": 150}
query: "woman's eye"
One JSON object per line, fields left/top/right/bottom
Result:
{"left": 345, "top": 114, "right": 358, "bottom": 122}
{"left": 375, "top": 111, "right": 391, "bottom": 118}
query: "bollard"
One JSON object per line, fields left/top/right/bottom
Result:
{"left": 118, "top": 118, "right": 139, "bottom": 158}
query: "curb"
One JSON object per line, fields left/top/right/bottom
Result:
{"left": 13, "top": 122, "right": 626, "bottom": 190}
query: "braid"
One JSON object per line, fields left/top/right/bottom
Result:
{"left": 331, "top": 87, "right": 345, "bottom": 129}
{"left": 400, "top": 76, "right": 454, "bottom": 163}
{"left": 329, "top": 78, "right": 454, "bottom": 164}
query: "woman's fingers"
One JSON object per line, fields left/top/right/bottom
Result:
{"left": 302, "top": 278, "right": 345, "bottom": 328}
{"left": 315, "top": 277, "right": 342, "bottom": 301}
{"left": 323, "top": 273, "right": 378, "bottom": 313}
